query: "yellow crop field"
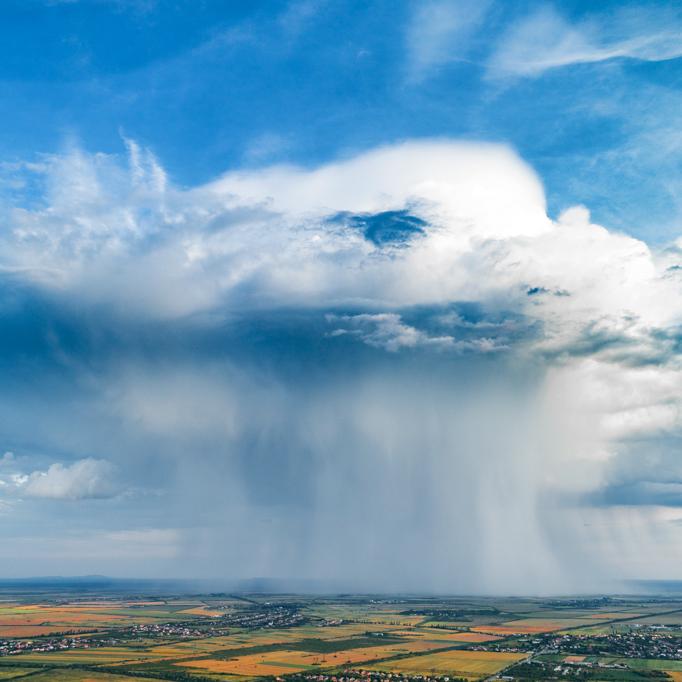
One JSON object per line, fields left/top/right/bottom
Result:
{"left": 9, "top": 671, "right": 164, "bottom": 682}
{"left": 235, "top": 630, "right": 311, "bottom": 644}
{"left": 391, "top": 628, "right": 501, "bottom": 643}
{"left": 14, "top": 646, "right": 176, "bottom": 666}
{"left": 314, "top": 623, "right": 402, "bottom": 637}
{"left": 239, "top": 623, "right": 397, "bottom": 642}
{"left": 357, "top": 640, "right": 448, "bottom": 659}
{"left": 433, "top": 632, "right": 501, "bottom": 643}
{"left": 367, "top": 650, "right": 525, "bottom": 679}
{"left": 149, "top": 636, "right": 242, "bottom": 657}
{"left": 0, "top": 602, "right": 187, "bottom": 631}
{"left": 471, "top": 625, "right": 535, "bottom": 635}
{"left": 354, "top": 614, "right": 425, "bottom": 626}
{"left": 0, "top": 606, "right": 127, "bottom": 629}
{"left": 178, "top": 648, "right": 331, "bottom": 676}
{"left": 179, "top": 606, "right": 224, "bottom": 617}
{"left": 178, "top": 640, "right": 451, "bottom": 677}
{"left": 310, "top": 641, "right": 445, "bottom": 664}
{"left": 179, "top": 657, "right": 307, "bottom": 676}
{"left": 148, "top": 632, "right": 301, "bottom": 658}
{"left": 343, "top": 639, "right": 454, "bottom": 656}
{"left": 472, "top": 617, "right": 592, "bottom": 635}
{"left": 0, "top": 625, "right": 96, "bottom": 637}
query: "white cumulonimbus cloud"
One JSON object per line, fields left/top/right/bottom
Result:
{"left": 4, "top": 139, "right": 681, "bottom": 345}
{"left": 2, "top": 138, "right": 682, "bottom": 589}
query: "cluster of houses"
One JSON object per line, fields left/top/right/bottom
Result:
{"left": 0, "top": 634, "right": 119, "bottom": 656}
{"left": 287, "top": 670, "right": 466, "bottom": 682}
{"left": 130, "top": 621, "right": 208, "bottom": 639}
{"left": 217, "top": 605, "right": 305, "bottom": 629}
{"left": 534, "top": 630, "right": 682, "bottom": 660}
{"left": 483, "top": 626, "right": 682, "bottom": 661}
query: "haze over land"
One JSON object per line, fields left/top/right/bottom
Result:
{"left": 1, "top": 0, "right": 682, "bottom": 593}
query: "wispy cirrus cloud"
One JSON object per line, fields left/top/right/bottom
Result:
{"left": 488, "top": 5, "right": 682, "bottom": 79}
{"left": 404, "top": 0, "right": 492, "bottom": 83}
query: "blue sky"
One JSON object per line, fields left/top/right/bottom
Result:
{"left": 2, "top": 0, "right": 682, "bottom": 592}
{"left": 1, "top": 0, "right": 681, "bottom": 240}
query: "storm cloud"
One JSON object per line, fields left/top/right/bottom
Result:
{"left": 1, "top": 139, "right": 682, "bottom": 591}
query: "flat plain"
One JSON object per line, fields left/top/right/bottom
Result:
{"left": 1, "top": 590, "right": 682, "bottom": 680}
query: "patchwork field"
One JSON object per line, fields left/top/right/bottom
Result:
{"left": 12, "top": 647, "right": 175, "bottom": 666}
{"left": 366, "top": 650, "right": 525, "bottom": 679}
{"left": 0, "top": 626, "right": 96, "bottom": 637}
{"left": 178, "top": 639, "right": 460, "bottom": 677}
{"left": 0, "top": 592, "right": 681, "bottom": 681}
{"left": 4, "top": 671, "right": 163, "bottom": 682}
{"left": 391, "top": 629, "right": 501, "bottom": 643}
{"left": 472, "top": 617, "right": 595, "bottom": 635}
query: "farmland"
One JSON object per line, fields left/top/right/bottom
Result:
{"left": 1, "top": 589, "right": 682, "bottom": 680}
{"left": 365, "top": 650, "right": 525, "bottom": 678}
